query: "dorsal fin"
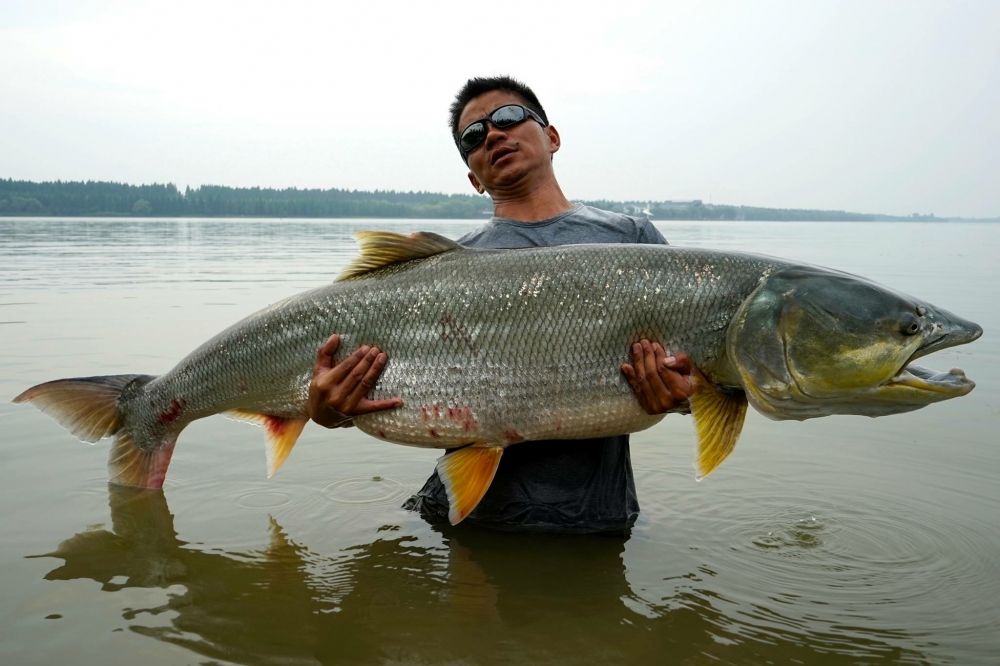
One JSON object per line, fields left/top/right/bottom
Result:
{"left": 337, "top": 231, "right": 462, "bottom": 281}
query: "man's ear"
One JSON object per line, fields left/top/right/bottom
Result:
{"left": 468, "top": 172, "right": 485, "bottom": 194}
{"left": 545, "top": 124, "right": 561, "bottom": 155}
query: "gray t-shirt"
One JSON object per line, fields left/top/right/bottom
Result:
{"left": 402, "top": 204, "right": 667, "bottom": 533}
{"left": 458, "top": 204, "right": 667, "bottom": 248}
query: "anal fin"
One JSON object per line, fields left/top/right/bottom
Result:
{"left": 435, "top": 445, "right": 503, "bottom": 525}
{"left": 226, "top": 410, "right": 308, "bottom": 478}
{"left": 689, "top": 375, "right": 748, "bottom": 480}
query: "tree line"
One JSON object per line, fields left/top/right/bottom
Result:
{"left": 0, "top": 179, "right": 936, "bottom": 221}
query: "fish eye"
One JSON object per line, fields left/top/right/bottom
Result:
{"left": 900, "top": 313, "right": 921, "bottom": 336}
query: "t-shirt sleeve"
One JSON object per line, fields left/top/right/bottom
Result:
{"left": 636, "top": 218, "right": 669, "bottom": 246}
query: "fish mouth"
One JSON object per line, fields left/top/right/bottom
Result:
{"left": 886, "top": 363, "right": 975, "bottom": 396}
{"left": 885, "top": 324, "right": 982, "bottom": 396}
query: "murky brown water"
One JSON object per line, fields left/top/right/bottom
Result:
{"left": 2, "top": 217, "right": 997, "bottom": 665}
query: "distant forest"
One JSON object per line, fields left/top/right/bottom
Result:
{"left": 0, "top": 179, "right": 940, "bottom": 221}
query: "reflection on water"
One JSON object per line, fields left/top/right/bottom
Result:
{"left": 32, "top": 486, "right": 931, "bottom": 664}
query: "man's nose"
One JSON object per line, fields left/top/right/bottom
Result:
{"left": 483, "top": 123, "right": 507, "bottom": 148}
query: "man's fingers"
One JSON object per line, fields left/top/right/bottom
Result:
{"left": 621, "top": 362, "right": 639, "bottom": 393}
{"left": 642, "top": 340, "right": 674, "bottom": 406}
{"left": 631, "top": 343, "right": 646, "bottom": 381}
{"left": 353, "top": 351, "right": 402, "bottom": 414}
{"left": 325, "top": 344, "right": 372, "bottom": 385}
{"left": 662, "top": 351, "right": 693, "bottom": 375}
{"left": 629, "top": 343, "right": 649, "bottom": 398}
{"left": 313, "top": 334, "right": 342, "bottom": 372}
{"left": 341, "top": 348, "right": 381, "bottom": 410}
{"left": 661, "top": 368, "right": 693, "bottom": 402}
{"left": 622, "top": 362, "right": 651, "bottom": 413}
{"left": 657, "top": 350, "right": 694, "bottom": 401}
{"left": 624, "top": 340, "right": 701, "bottom": 414}
{"left": 354, "top": 397, "right": 404, "bottom": 415}
{"left": 343, "top": 348, "right": 400, "bottom": 413}
{"left": 630, "top": 341, "right": 658, "bottom": 410}
{"left": 643, "top": 340, "right": 663, "bottom": 380}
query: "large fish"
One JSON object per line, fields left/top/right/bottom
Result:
{"left": 14, "top": 232, "right": 982, "bottom": 524}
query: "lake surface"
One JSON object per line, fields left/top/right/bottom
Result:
{"left": 1, "top": 217, "right": 997, "bottom": 665}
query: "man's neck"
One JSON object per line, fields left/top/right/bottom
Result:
{"left": 490, "top": 180, "right": 574, "bottom": 222}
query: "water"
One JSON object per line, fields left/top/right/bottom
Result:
{"left": 1, "top": 217, "right": 997, "bottom": 665}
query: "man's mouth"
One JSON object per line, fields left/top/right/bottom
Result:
{"left": 490, "top": 146, "right": 516, "bottom": 165}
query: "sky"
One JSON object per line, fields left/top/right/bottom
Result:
{"left": 1, "top": 0, "right": 998, "bottom": 218}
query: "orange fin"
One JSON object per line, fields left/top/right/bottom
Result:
{"left": 226, "top": 410, "right": 308, "bottom": 478}
{"left": 435, "top": 445, "right": 503, "bottom": 525}
{"left": 108, "top": 430, "right": 178, "bottom": 489}
{"left": 689, "top": 374, "right": 748, "bottom": 480}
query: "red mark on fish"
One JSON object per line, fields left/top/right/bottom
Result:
{"left": 157, "top": 398, "right": 187, "bottom": 425}
{"left": 503, "top": 428, "right": 524, "bottom": 444}
{"left": 418, "top": 403, "right": 479, "bottom": 434}
{"left": 447, "top": 406, "right": 478, "bottom": 432}
{"left": 263, "top": 415, "right": 291, "bottom": 436}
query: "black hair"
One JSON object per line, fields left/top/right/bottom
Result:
{"left": 449, "top": 76, "right": 549, "bottom": 158}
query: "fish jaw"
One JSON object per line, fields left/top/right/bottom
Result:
{"left": 884, "top": 364, "right": 975, "bottom": 397}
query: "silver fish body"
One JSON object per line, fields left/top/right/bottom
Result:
{"left": 14, "top": 232, "right": 981, "bottom": 522}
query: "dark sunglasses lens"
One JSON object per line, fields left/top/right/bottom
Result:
{"left": 490, "top": 105, "right": 527, "bottom": 128}
{"left": 460, "top": 122, "right": 487, "bottom": 153}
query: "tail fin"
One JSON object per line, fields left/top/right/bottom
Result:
{"left": 13, "top": 375, "right": 177, "bottom": 489}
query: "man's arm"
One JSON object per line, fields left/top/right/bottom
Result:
{"left": 308, "top": 334, "right": 403, "bottom": 428}
{"left": 621, "top": 340, "right": 694, "bottom": 414}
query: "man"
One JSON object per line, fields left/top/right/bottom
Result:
{"left": 309, "top": 76, "right": 694, "bottom": 532}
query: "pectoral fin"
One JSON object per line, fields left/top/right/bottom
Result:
{"left": 226, "top": 410, "right": 308, "bottom": 478}
{"left": 435, "top": 445, "right": 503, "bottom": 525}
{"left": 689, "top": 376, "right": 748, "bottom": 480}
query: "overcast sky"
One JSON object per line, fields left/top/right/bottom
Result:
{"left": 1, "top": 0, "right": 997, "bottom": 217}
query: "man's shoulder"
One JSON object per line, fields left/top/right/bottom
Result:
{"left": 568, "top": 205, "right": 663, "bottom": 241}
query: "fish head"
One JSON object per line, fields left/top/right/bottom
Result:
{"left": 727, "top": 266, "right": 982, "bottom": 420}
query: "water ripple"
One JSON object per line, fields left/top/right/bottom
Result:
{"left": 321, "top": 476, "right": 405, "bottom": 504}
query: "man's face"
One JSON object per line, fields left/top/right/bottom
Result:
{"left": 457, "top": 90, "right": 558, "bottom": 194}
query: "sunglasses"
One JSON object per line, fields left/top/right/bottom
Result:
{"left": 459, "top": 104, "right": 547, "bottom": 157}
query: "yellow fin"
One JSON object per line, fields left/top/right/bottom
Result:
{"left": 226, "top": 410, "right": 308, "bottom": 478}
{"left": 689, "top": 375, "right": 748, "bottom": 480}
{"left": 337, "top": 231, "right": 461, "bottom": 281}
{"left": 435, "top": 445, "right": 503, "bottom": 525}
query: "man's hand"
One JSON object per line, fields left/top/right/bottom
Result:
{"left": 308, "top": 334, "right": 403, "bottom": 428}
{"left": 621, "top": 340, "right": 695, "bottom": 415}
